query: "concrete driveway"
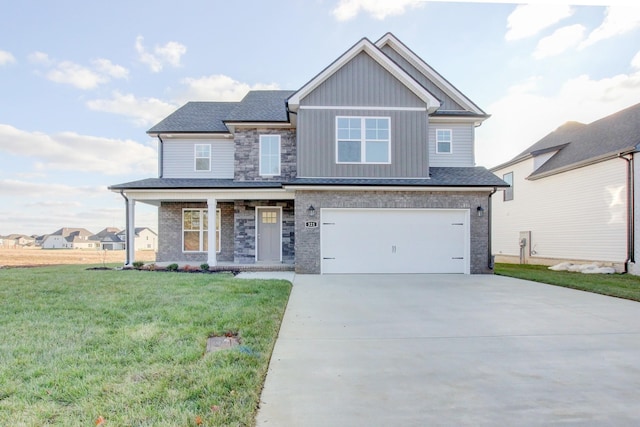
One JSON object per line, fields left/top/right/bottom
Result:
{"left": 256, "top": 274, "right": 640, "bottom": 426}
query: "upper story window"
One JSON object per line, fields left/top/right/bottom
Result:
{"left": 260, "top": 135, "right": 281, "bottom": 176}
{"left": 503, "top": 172, "right": 514, "bottom": 201}
{"left": 436, "top": 129, "right": 452, "bottom": 154}
{"left": 336, "top": 116, "right": 390, "bottom": 164}
{"left": 194, "top": 144, "right": 211, "bottom": 171}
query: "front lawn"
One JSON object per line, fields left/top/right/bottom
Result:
{"left": 0, "top": 265, "right": 291, "bottom": 426}
{"left": 494, "top": 263, "right": 640, "bottom": 302}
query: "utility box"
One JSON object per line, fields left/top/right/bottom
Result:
{"left": 519, "top": 231, "right": 531, "bottom": 264}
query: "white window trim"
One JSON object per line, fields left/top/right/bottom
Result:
{"left": 259, "top": 135, "right": 281, "bottom": 176}
{"left": 194, "top": 144, "right": 211, "bottom": 172}
{"left": 335, "top": 116, "right": 391, "bottom": 165}
{"left": 182, "top": 208, "right": 221, "bottom": 253}
{"left": 435, "top": 129, "right": 453, "bottom": 154}
{"left": 503, "top": 172, "right": 514, "bottom": 201}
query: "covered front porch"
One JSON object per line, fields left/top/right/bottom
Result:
{"left": 114, "top": 184, "right": 295, "bottom": 268}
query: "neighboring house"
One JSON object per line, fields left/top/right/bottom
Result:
{"left": 110, "top": 33, "right": 507, "bottom": 274}
{"left": 116, "top": 228, "right": 158, "bottom": 252}
{"left": 42, "top": 228, "right": 94, "bottom": 249}
{"left": 0, "top": 234, "right": 35, "bottom": 247}
{"left": 100, "top": 233, "right": 126, "bottom": 251}
{"left": 491, "top": 102, "right": 640, "bottom": 273}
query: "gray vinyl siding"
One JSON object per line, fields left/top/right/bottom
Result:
{"left": 163, "top": 139, "right": 234, "bottom": 179}
{"left": 429, "top": 123, "right": 475, "bottom": 167}
{"left": 380, "top": 45, "right": 465, "bottom": 111}
{"left": 297, "top": 109, "right": 428, "bottom": 178}
{"left": 300, "top": 52, "right": 424, "bottom": 108}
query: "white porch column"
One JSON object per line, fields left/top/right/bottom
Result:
{"left": 126, "top": 197, "right": 136, "bottom": 267}
{"left": 207, "top": 198, "right": 217, "bottom": 266}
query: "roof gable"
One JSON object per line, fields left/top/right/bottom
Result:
{"left": 375, "top": 33, "right": 486, "bottom": 117}
{"left": 287, "top": 37, "right": 440, "bottom": 113}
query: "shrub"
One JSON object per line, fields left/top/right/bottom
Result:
{"left": 183, "top": 264, "right": 193, "bottom": 272}
{"left": 132, "top": 261, "right": 144, "bottom": 269}
{"left": 200, "top": 263, "right": 210, "bottom": 271}
{"left": 167, "top": 263, "right": 179, "bottom": 272}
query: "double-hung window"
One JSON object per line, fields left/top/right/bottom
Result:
{"left": 436, "top": 129, "right": 452, "bottom": 154}
{"left": 195, "top": 144, "right": 211, "bottom": 171}
{"left": 260, "top": 135, "right": 281, "bottom": 176}
{"left": 336, "top": 116, "right": 390, "bottom": 164}
{"left": 183, "top": 208, "right": 221, "bottom": 253}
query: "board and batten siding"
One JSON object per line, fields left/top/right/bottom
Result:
{"left": 162, "top": 139, "right": 234, "bottom": 179}
{"left": 297, "top": 50, "right": 429, "bottom": 178}
{"left": 428, "top": 122, "right": 475, "bottom": 167}
{"left": 491, "top": 157, "right": 627, "bottom": 263}
{"left": 379, "top": 45, "right": 465, "bottom": 111}
{"left": 300, "top": 51, "right": 424, "bottom": 108}
{"left": 297, "top": 109, "right": 428, "bottom": 178}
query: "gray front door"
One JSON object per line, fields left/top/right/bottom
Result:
{"left": 257, "top": 208, "right": 281, "bottom": 262}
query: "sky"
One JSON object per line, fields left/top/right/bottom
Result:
{"left": 1, "top": 0, "right": 639, "bottom": 236}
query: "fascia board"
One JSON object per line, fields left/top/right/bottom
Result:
{"left": 375, "top": 33, "right": 485, "bottom": 115}
{"left": 288, "top": 38, "right": 440, "bottom": 113}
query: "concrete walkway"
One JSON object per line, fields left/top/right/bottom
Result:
{"left": 256, "top": 274, "right": 640, "bottom": 426}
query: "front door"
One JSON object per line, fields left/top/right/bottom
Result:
{"left": 257, "top": 208, "right": 281, "bottom": 262}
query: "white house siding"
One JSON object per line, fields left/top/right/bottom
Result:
{"left": 162, "top": 139, "right": 234, "bottom": 179}
{"left": 492, "top": 157, "right": 627, "bottom": 264}
{"left": 428, "top": 122, "right": 475, "bottom": 167}
{"left": 631, "top": 156, "right": 640, "bottom": 274}
{"left": 42, "top": 235, "right": 69, "bottom": 249}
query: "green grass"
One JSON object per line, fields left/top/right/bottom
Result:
{"left": 0, "top": 265, "right": 291, "bottom": 426}
{"left": 494, "top": 263, "right": 640, "bottom": 302}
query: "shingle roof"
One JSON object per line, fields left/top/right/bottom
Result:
{"left": 288, "top": 167, "right": 507, "bottom": 187}
{"left": 148, "top": 102, "right": 239, "bottom": 134}
{"left": 225, "top": 90, "right": 295, "bottom": 122}
{"left": 147, "top": 91, "right": 294, "bottom": 134}
{"left": 109, "top": 178, "right": 285, "bottom": 190}
{"left": 495, "top": 103, "right": 640, "bottom": 178}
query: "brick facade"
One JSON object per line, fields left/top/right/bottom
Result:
{"left": 294, "top": 190, "right": 492, "bottom": 274}
{"left": 234, "top": 128, "right": 296, "bottom": 181}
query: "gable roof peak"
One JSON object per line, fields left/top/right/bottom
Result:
{"left": 287, "top": 36, "right": 441, "bottom": 113}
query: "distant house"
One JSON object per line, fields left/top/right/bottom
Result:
{"left": 0, "top": 234, "right": 35, "bottom": 247}
{"left": 116, "top": 228, "right": 157, "bottom": 252}
{"left": 491, "top": 103, "right": 640, "bottom": 273}
{"left": 42, "top": 228, "right": 95, "bottom": 249}
{"left": 100, "top": 233, "right": 126, "bottom": 251}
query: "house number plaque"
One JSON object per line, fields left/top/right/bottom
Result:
{"left": 305, "top": 221, "right": 318, "bottom": 228}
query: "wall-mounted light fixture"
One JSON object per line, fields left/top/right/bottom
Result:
{"left": 307, "top": 205, "right": 316, "bottom": 217}
{"left": 476, "top": 206, "right": 485, "bottom": 217}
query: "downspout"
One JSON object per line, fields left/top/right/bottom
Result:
{"left": 119, "top": 190, "right": 130, "bottom": 266}
{"left": 619, "top": 153, "right": 634, "bottom": 273}
{"left": 488, "top": 187, "right": 498, "bottom": 270}
{"left": 158, "top": 135, "right": 164, "bottom": 178}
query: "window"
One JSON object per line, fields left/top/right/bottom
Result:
{"left": 336, "top": 116, "right": 390, "bottom": 164}
{"left": 260, "top": 135, "right": 281, "bottom": 175}
{"left": 503, "top": 172, "right": 513, "bottom": 201}
{"left": 195, "top": 144, "right": 211, "bottom": 171}
{"left": 183, "top": 208, "right": 221, "bottom": 252}
{"left": 436, "top": 129, "right": 452, "bottom": 154}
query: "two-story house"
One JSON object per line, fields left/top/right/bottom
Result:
{"left": 110, "top": 33, "right": 507, "bottom": 274}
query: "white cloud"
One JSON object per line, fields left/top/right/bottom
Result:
{"left": 476, "top": 65, "right": 640, "bottom": 168}
{"left": 505, "top": 4, "right": 574, "bottom": 41}
{"left": 92, "top": 58, "right": 129, "bottom": 79}
{"left": 0, "top": 124, "right": 157, "bottom": 175}
{"left": 46, "top": 61, "right": 107, "bottom": 89}
{"left": 135, "top": 36, "right": 186, "bottom": 72}
{"left": 533, "top": 24, "right": 586, "bottom": 59}
{"left": 28, "top": 51, "right": 52, "bottom": 66}
{"left": 178, "top": 74, "right": 280, "bottom": 102}
{"left": 580, "top": 5, "right": 640, "bottom": 49}
{"left": 0, "top": 179, "right": 98, "bottom": 198}
{"left": 42, "top": 57, "right": 129, "bottom": 89}
{"left": 332, "top": 0, "right": 424, "bottom": 21}
{"left": 0, "top": 50, "right": 16, "bottom": 65}
{"left": 86, "top": 92, "right": 178, "bottom": 127}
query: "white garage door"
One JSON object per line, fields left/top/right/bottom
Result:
{"left": 321, "top": 208, "right": 469, "bottom": 274}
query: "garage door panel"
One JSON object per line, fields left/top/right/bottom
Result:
{"left": 321, "top": 208, "right": 469, "bottom": 274}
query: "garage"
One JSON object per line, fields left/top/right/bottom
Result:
{"left": 320, "top": 208, "right": 469, "bottom": 274}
